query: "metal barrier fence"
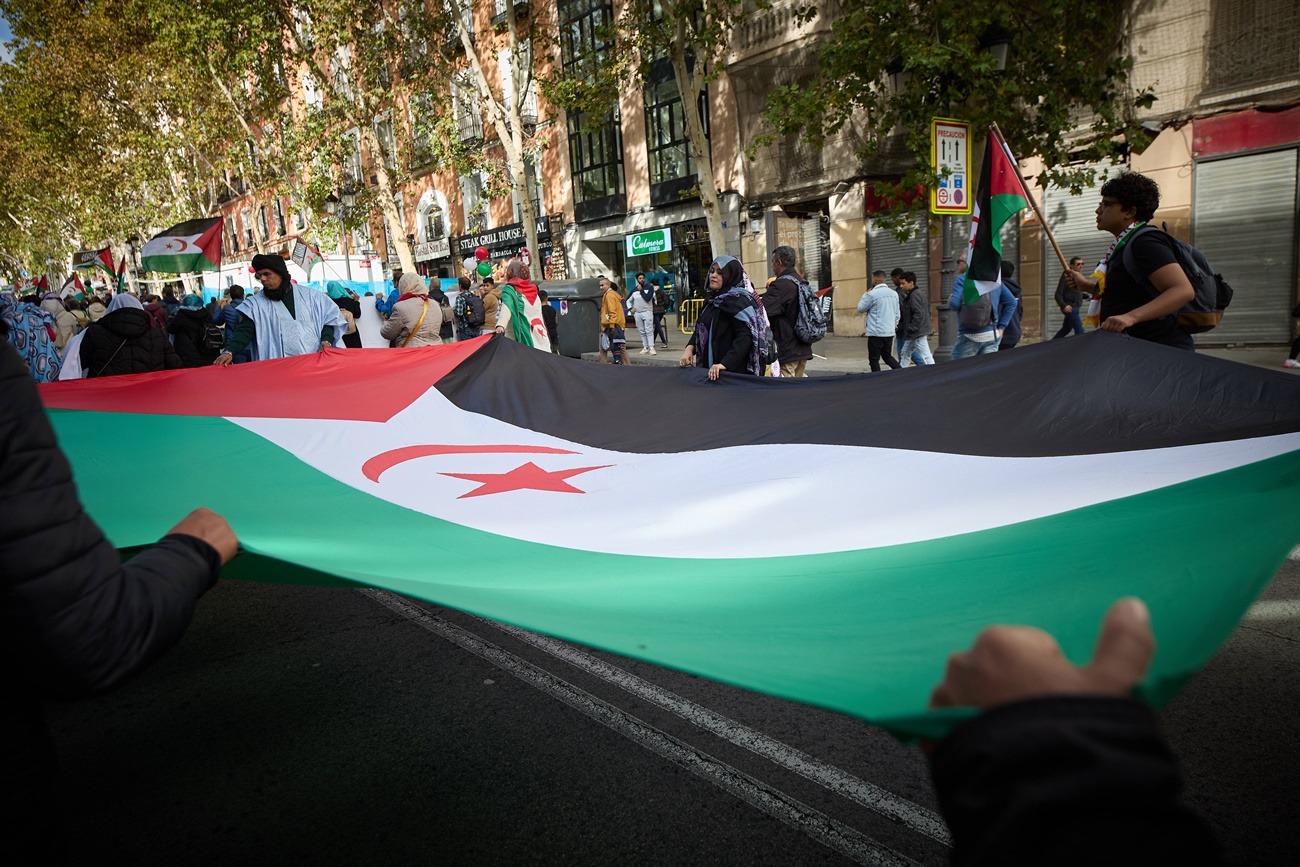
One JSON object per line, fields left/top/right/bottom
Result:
{"left": 679, "top": 298, "right": 703, "bottom": 334}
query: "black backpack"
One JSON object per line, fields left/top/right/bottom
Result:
{"left": 199, "top": 320, "right": 226, "bottom": 353}
{"left": 1121, "top": 224, "right": 1233, "bottom": 334}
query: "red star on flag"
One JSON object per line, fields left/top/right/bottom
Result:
{"left": 442, "top": 462, "right": 610, "bottom": 499}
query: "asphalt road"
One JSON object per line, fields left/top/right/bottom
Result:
{"left": 45, "top": 556, "right": 1300, "bottom": 865}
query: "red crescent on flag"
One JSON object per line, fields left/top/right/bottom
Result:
{"left": 363, "top": 444, "right": 579, "bottom": 482}
{"left": 171, "top": 239, "right": 191, "bottom": 253}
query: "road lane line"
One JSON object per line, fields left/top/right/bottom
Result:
{"left": 476, "top": 615, "right": 952, "bottom": 846}
{"left": 361, "top": 588, "right": 921, "bottom": 867}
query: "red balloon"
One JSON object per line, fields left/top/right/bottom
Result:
{"left": 474, "top": 246, "right": 489, "bottom": 261}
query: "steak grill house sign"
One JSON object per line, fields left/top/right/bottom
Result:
{"left": 454, "top": 216, "right": 553, "bottom": 260}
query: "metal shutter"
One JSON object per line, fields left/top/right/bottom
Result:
{"left": 1041, "top": 167, "right": 1122, "bottom": 334}
{"left": 868, "top": 213, "right": 929, "bottom": 295}
{"left": 1193, "top": 149, "right": 1298, "bottom": 345}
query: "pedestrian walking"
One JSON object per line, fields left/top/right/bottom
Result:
{"left": 599, "top": 276, "right": 628, "bottom": 365}
{"left": 652, "top": 280, "right": 670, "bottom": 349}
{"left": 628, "top": 272, "right": 656, "bottom": 355}
{"left": 1053, "top": 256, "right": 1088, "bottom": 338}
{"left": 857, "top": 270, "right": 901, "bottom": 371}
{"left": 897, "top": 272, "right": 934, "bottom": 367}
{"left": 998, "top": 262, "right": 1025, "bottom": 350}
{"left": 761, "top": 245, "right": 813, "bottom": 377}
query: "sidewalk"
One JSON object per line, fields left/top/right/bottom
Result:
{"left": 583, "top": 329, "right": 1297, "bottom": 375}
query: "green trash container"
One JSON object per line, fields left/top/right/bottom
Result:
{"left": 540, "top": 278, "right": 604, "bottom": 358}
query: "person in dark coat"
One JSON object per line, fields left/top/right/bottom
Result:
{"left": 214, "top": 285, "right": 253, "bottom": 362}
{"left": 998, "top": 261, "right": 1025, "bottom": 350}
{"left": 652, "top": 280, "right": 670, "bottom": 349}
{"left": 326, "top": 281, "right": 364, "bottom": 348}
{"left": 80, "top": 294, "right": 182, "bottom": 377}
{"left": 142, "top": 294, "right": 169, "bottom": 330}
{"left": 168, "top": 294, "right": 221, "bottom": 367}
{"left": 160, "top": 284, "right": 182, "bottom": 318}
{"left": 1053, "top": 256, "right": 1088, "bottom": 339}
{"left": 0, "top": 338, "right": 238, "bottom": 860}
{"left": 761, "top": 246, "right": 813, "bottom": 378}
{"left": 897, "top": 272, "right": 934, "bottom": 366}
{"left": 679, "top": 256, "right": 767, "bottom": 379}
{"left": 425, "top": 279, "right": 455, "bottom": 344}
{"left": 929, "top": 598, "right": 1223, "bottom": 865}
{"left": 538, "top": 288, "right": 559, "bottom": 353}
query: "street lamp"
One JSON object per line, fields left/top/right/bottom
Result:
{"left": 325, "top": 190, "right": 354, "bottom": 282}
{"left": 979, "top": 24, "right": 1013, "bottom": 72}
{"left": 126, "top": 235, "right": 140, "bottom": 293}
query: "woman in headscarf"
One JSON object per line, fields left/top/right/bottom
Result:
{"left": 0, "top": 291, "right": 62, "bottom": 382}
{"left": 494, "top": 259, "right": 551, "bottom": 351}
{"left": 168, "top": 294, "right": 222, "bottom": 367}
{"left": 327, "top": 281, "right": 363, "bottom": 348}
{"left": 85, "top": 295, "right": 108, "bottom": 323}
{"left": 66, "top": 295, "right": 89, "bottom": 330}
{"left": 678, "top": 255, "right": 771, "bottom": 379}
{"left": 80, "top": 293, "right": 182, "bottom": 377}
{"left": 41, "top": 293, "right": 81, "bottom": 350}
{"left": 380, "top": 272, "right": 443, "bottom": 347}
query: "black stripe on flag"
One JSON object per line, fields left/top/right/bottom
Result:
{"left": 434, "top": 335, "right": 1300, "bottom": 458}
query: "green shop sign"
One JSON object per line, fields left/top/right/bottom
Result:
{"left": 625, "top": 228, "right": 672, "bottom": 258}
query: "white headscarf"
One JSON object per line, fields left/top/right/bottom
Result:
{"left": 106, "top": 293, "right": 144, "bottom": 313}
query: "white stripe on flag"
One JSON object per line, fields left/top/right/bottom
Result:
{"left": 228, "top": 385, "right": 1300, "bottom": 560}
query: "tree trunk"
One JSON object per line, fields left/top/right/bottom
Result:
{"left": 669, "top": 52, "right": 725, "bottom": 259}
{"left": 359, "top": 122, "right": 416, "bottom": 274}
{"left": 457, "top": 1, "right": 540, "bottom": 272}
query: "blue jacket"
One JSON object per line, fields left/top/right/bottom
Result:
{"left": 856, "top": 283, "right": 902, "bottom": 338}
{"left": 950, "top": 276, "right": 1016, "bottom": 336}
{"left": 375, "top": 287, "right": 400, "bottom": 317}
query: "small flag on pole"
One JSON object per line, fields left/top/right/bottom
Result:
{"left": 291, "top": 239, "right": 324, "bottom": 277}
{"left": 73, "top": 246, "right": 117, "bottom": 278}
{"left": 116, "top": 256, "right": 127, "bottom": 293}
{"left": 140, "top": 218, "right": 223, "bottom": 273}
{"left": 964, "top": 130, "right": 1029, "bottom": 302}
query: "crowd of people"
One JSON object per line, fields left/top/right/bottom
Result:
{"left": 1, "top": 172, "right": 1238, "bottom": 385}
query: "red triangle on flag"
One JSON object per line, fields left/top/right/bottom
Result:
{"left": 195, "top": 220, "right": 224, "bottom": 269}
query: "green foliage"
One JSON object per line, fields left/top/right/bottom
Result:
{"left": 763, "top": 0, "right": 1157, "bottom": 238}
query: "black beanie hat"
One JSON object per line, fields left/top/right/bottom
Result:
{"left": 251, "top": 253, "right": 291, "bottom": 285}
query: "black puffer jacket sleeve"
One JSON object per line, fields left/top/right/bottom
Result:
{"left": 1, "top": 342, "right": 220, "bottom": 698}
{"left": 930, "top": 696, "right": 1223, "bottom": 867}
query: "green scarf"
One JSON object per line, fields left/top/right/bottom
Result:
{"left": 500, "top": 283, "right": 534, "bottom": 347}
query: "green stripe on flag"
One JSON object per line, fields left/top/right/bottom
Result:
{"left": 49, "top": 409, "right": 1300, "bottom": 738}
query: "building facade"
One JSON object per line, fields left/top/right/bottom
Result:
{"left": 213, "top": 0, "right": 1299, "bottom": 345}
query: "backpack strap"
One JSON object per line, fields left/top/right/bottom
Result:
{"left": 1119, "top": 225, "right": 1163, "bottom": 297}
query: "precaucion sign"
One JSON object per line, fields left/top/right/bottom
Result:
{"left": 626, "top": 228, "right": 672, "bottom": 258}
{"left": 930, "top": 118, "right": 972, "bottom": 215}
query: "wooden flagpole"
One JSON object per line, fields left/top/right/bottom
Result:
{"left": 990, "top": 122, "right": 1070, "bottom": 275}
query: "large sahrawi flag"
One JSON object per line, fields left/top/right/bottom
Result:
{"left": 139, "top": 217, "right": 223, "bottom": 273}
{"left": 39, "top": 336, "right": 1300, "bottom": 737}
{"left": 964, "top": 133, "right": 1028, "bottom": 303}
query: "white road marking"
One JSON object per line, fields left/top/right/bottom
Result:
{"left": 477, "top": 615, "right": 951, "bottom": 846}
{"left": 362, "top": 588, "right": 921, "bottom": 867}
